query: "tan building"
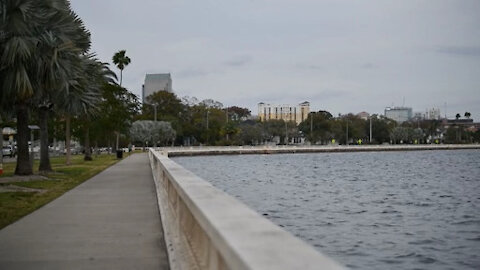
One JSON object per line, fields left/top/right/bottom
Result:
{"left": 258, "top": 102, "right": 310, "bottom": 125}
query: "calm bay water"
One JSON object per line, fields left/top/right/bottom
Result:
{"left": 173, "top": 150, "right": 480, "bottom": 269}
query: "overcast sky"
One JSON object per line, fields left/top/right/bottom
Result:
{"left": 70, "top": 0, "right": 480, "bottom": 120}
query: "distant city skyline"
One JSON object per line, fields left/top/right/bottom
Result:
{"left": 71, "top": 0, "right": 480, "bottom": 120}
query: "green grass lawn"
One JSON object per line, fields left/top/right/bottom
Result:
{"left": 0, "top": 153, "right": 132, "bottom": 229}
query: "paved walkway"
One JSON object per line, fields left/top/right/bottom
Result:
{"left": 0, "top": 154, "right": 169, "bottom": 270}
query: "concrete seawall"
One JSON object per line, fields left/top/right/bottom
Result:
{"left": 158, "top": 144, "right": 480, "bottom": 157}
{"left": 148, "top": 149, "right": 344, "bottom": 270}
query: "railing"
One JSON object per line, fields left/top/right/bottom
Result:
{"left": 148, "top": 149, "right": 344, "bottom": 270}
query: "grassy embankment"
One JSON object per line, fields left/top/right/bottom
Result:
{"left": 0, "top": 153, "right": 133, "bottom": 229}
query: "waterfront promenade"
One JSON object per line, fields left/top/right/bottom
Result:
{"left": 0, "top": 154, "right": 169, "bottom": 270}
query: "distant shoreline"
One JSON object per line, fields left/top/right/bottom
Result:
{"left": 157, "top": 144, "right": 480, "bottom": 157}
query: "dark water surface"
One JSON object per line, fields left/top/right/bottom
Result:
{"left": 173, "top": 150, "right": 480, "bottom": 269}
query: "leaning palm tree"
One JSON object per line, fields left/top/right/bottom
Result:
{"left": 112, "top": 50, "right": 131, "bottom": 86}
{"left": 56, "top": 57, "right": 102, "bottom": 165}
{"left": 78, "top": 56, "right": 117, "bottom": 161}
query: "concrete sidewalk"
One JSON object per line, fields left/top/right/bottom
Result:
{"left": 0, "top": 154, "right": 169, "bottom": 270}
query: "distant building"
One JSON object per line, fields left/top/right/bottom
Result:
{"left": 413, "top": 108, "right": 442, "bottom": 121}
{"left": 445, "top": 118, "right": 474, "bottom": 125}
{"left": 426, "top": 108, "right": 441, "bottom": 120}
{"left": 258, "top": 102, "right": 310, "bottom": 125}
{"left": 142, "top": 73, "right": 172, "bottom": 103}
{"left": 356, "top": 111, "right": 370, "bottom": 120}
{"left": 413, "top": 112, "right": 424, "bottom": 120}
{"left": 384, "top": 107, "right": 412, "bottom": 123}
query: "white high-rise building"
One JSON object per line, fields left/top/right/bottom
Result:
{"left": 384, "top": 107, "right": 412, "bottom": 123}
{"left": 426, "top": 108, "right": 441, "bottom": 120}
{"left": 142, "top": 73, "right": 172, "bottom": 103}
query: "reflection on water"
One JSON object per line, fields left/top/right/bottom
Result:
{"left": 174, "top": 150, "right": 480, "bottom": 270}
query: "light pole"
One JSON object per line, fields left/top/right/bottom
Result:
{"left": 345, "top": 120, "right": 349, "bottom": 145}
{"left": 152, "top": 104, "right": 158, "bottom": 122}
{"left": 369, "top": 116, "right": 372, "bottom": 143}
{"left": 225, "top": 107, "right": 229, "bottom": 141}
{"left": 149, "top": 104, "right": 158, "bottom": 147}
{"left": 310, "top": 113, "right": 313, "bottom": 134}
{"left": 28, "top": 125, "right": 39, "bottom": 169}
{"left": 206, "top": 110, "right": 210, "bottom": 145}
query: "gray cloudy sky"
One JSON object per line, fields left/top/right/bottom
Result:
{"left": 70, "top": 0, "right": 480, "bottom": 120}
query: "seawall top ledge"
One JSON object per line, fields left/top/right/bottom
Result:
{"left": 156, "top": 144, "right": 480, "bottom": 157}
{"left": 149, "top": 149, "right": 345, "bottom": 270}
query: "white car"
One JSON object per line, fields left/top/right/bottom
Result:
{"left": 2, "top": 145, "right": 16, "bottom": 157}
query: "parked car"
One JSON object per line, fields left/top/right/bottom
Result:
{"left": 63, "top": 146, "right": 82, "bottom": 155}
{"left": 2, "top": 145, "right": 16, "bottom": 157}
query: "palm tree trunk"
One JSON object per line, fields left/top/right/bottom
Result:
{"left": 65, "top": 115, "right": 71, "bottom": 165}
{"left": 14, "top": 103, "right": 33, "bottom": 175}
{"left": 120, "top": 70, "right": 123, "bottom": 86}
{"left": 84, "top": 125, "right": 92, "bottom": 161}
{"left": 39, "top": 107, "right": 52, "bottom": 172}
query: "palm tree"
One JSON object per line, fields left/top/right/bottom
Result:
{"left": 0, "top": 0, "right": 53, "bottom": 175}
{"left": 464, "top": 112, "right": 471, "bottom": 119}
{"left": 54, "top": 54, "right": 116, "bottom": 164}
{"left": 456, "top": 113, "right": 461, "bottom": 120}
{"left": 33, "top": 4, "right": 91, "bottom": 172}
{"left": 112, "top": 50, "right": 131, "bottom": 86}
{"left": 0, "top": 0, "right": 94, "bottom": 174}
{"left": 112, "top": 50, "right": 131, "bottom": 151}
{"left": 79, "top": 57, "right": 117, "bottom": 161}
{"left": 56, "top": 57, "right": 102, "bottom": 165}
{"left": 35, "top": 37, "right": 88, "bottom": 171}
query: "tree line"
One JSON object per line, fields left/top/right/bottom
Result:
{"left": 130, "top": 91, "right": 480, "bottom": 147}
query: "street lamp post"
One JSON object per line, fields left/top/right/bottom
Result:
{"left": 225, "top": 107, "right": 229, "bottom": 141}
{"left": 346, "top": 121, "right": 349, "bottom": 145}
{"left": 206, "top": 110, "right": 210, "bottom": 145}
{"left": 310, "top": 113, "right": 313, "bottom": 134}
{"left": 152, "top": 104, "right": 158, "bottom": 122}
{"left": 28, "top": 125, "right": 40, "bottom": 170}
{"left": 309, "top": 112, "right": 316, "bottom": 143}
{"left": 150, "top": 104, "right": 158, "bottom": 147}
{"left": 369, "top": 116, "right": 372, "bottom": 143}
